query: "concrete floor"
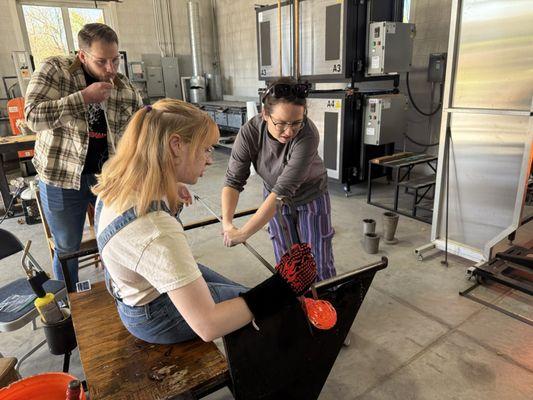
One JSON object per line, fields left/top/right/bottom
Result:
{"left": 1, "top": 150, "right": 532, "bottom": 399}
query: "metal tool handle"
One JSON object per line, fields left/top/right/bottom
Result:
{"left": 242, "top": 243, "right": 276, "bottom": 274}
{"left": 193, "top": 193, "right": 276, "bottom": 274}
{"left": 311, "top": 257, "right": 389, "bottom": 299}
{"left": 275, "top": 196, "right": 301, "bottom": 246}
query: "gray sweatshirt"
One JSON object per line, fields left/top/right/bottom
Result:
{"left": 225, "top": 114, "right": 327, "bottom": 206}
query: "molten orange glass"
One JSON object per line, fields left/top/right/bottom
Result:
{"left": 303, "top": 297, "right": 337, "bottom": 330}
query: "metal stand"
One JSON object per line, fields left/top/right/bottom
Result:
{"left": 471, "top": 245, "right": 533, "bottom": 295}
{"left": 459, "top": 283, "right": 532, "bottom": 327}
{"left": 414, "top": 243, "right": 436, "bottom": 261}
{"left": 367, "top": 153, "right": 437, "bottom": 223}
{"left": 223, "top": 258, "right": 388, "bottom": 400}
{"left": 62, "top": 352, "right": 71, "bottom": 373}
{"left": 459, "top": 244, "right": 533, "bottom": 326}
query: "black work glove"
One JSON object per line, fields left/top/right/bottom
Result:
{"left": 240, "top": 243, "right": 317, "bottom": 321}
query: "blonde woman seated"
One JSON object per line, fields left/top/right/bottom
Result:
{"left": 92, "top": 99, "right": 316, "bottom": 344}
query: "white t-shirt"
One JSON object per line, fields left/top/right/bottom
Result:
{"left": 96, "top": 199, "right": 201, "bottom": 307}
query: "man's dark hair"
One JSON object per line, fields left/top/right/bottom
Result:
{"left": 78, "top": 23, "right": 118, "bottom": 49}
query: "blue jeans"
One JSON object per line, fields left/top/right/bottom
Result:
{"left": 115, "top": 264, "right": 248, "bottom": 344}
{"left": 38, "top": 175, "right": 97, "bottom": 285}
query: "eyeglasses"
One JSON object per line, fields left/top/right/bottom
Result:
{"left": 82, "top": 49, "right": 120, "bottom": 68}
{"left": 262, "top": 82, "right": 311, "bottom": 103}
{"left": 269, "top": 116, "right": 306, "bottom": 133}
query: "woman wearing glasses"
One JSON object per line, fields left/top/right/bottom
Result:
{"left": 92, "top": 99, "right": 317, "bottom": 344}
{"left": 222, "top": 78, "right": 336, "bottom": 281}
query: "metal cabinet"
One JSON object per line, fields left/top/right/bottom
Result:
{"left": 307, "top": 89, "right": 396, "bottom": 188}
{"left": 256, "top": 0, "right": 403, "bottom": 82}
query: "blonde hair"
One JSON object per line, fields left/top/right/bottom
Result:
{"left": 92, "top": 98, "right": 219, "bottom": 215}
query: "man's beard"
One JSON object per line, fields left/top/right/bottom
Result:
{"left": 82, "top": 62, "right": 113, "bottom": 82}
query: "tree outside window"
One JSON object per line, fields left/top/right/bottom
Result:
{"left": 22, "top": 5, "right": 68, "bottom": 65}
{"left": 21, "top": 4, "right": 105, "bottom": 66}
{"left": 69, "top": 8, "right": 105, "bottom": 49}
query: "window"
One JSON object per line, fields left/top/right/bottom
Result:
{"left": 22, "top": 5, "right": 69, "bottom": 64}
{"left": 69, "top": 8, "right": 105, "bottom": 49}
{"left": 20, "top": 3, "right": 106, "bottom": 65}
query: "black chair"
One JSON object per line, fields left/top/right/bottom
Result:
{"left": 0, "top": 228, "right": 67, "bottom": 371}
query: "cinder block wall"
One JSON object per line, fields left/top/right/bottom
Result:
{"left": 214, "top": 0, "right": 261, "bottom": 99}
{"left": 116, "top": 0, "right": 216, "bottom": 76}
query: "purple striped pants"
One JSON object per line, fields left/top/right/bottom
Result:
{"left": 265, "top": 190, "right": 336, "bottom": 281}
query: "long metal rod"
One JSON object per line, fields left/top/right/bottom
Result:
{"left": 183, "top": 208, "right": 257, "bottom": 231}
{"left": 193, "top": 194, "right": 276, "bottom": 274}
{"left": 459, "top": 283, "right": 533, "bottom": 327}
{"left": 294, "top": 0, "right": 299, "bottom": 79}
{"left": 441, "top": 127, "right": 450, "bottom": 267}
{"left": 275, "top": 200, "right": 293, "bottom": 248}
{"left": 312, "top": 257, "right": 388, "bottom": 294}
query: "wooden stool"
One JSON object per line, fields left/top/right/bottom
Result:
{"left": 69, "top": 282, "right": 229, "bottom": 400}
{"left": 0, "top": 357, "right": 21, "bottom": 389}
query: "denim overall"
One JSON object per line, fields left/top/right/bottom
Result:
{"left": 95, "top": 200, "right": 247, "bottom": 344}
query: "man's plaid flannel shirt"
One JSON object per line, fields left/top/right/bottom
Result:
{"left": 25, "top": 55, "right": 143, "bottom": 190}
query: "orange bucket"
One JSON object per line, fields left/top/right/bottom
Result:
{"left": 0, "top": 372, "right": 86, "bottom": 400}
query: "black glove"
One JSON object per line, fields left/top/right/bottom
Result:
{"left": 240, "top": 243, "right": 317, "bottom": 321}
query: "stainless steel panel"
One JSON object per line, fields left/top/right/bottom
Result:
{"left": 162, "top": 57, "right": 182, "bottom": 99}
{"left": 141, "top": 54, "right": 162, "bottom": 67}
{"left": 257, "top": 5, "right": 292, "bottom": 79}
{"left": 436, "top": 112, "right": 530, "bottom": 253}
{"left": 366, "top": 22, "right": 415, "bottom": 76}
{"left": 299, "top": 0, "right": 344, "bottom": 77}
{"left": 306, "top": 97, "right": 343, "bottom": 180}
{"left": 363, "top": 94, "right": 408, "bottom": 145}
{"left": 145, "top": 66, "right": 165, "bottom": 98}
{"left": 452, "top": 0, "right": 533, "bottom": 110}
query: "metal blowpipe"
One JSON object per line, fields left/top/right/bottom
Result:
{"left": 193, "top": 194, "right": 276, "bottom": 274}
